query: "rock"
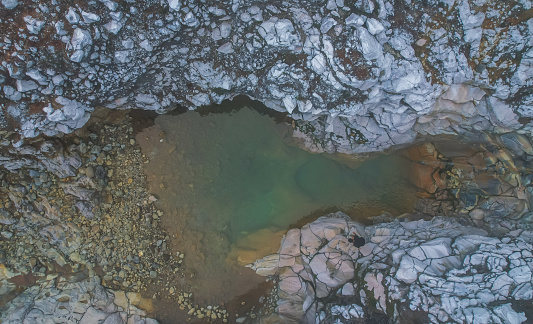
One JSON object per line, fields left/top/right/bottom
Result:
{"left": 66, "top": 8, "right": 80, "bottom": 24}
{"left": 1, "top": 0, "right": 17, "bottom": 9}
{"left": 168, "top": 0, "right": 180, "bottom": 11}
{"left": 114, "top": 51, "right": 131, "bottom": 63}
{"left": 492, "top": 304, "right": 527, "bottom": 324}
{"left": 102, "top": 313, "right": 125, "bottom": 324}
{"left": 23, "top": 16, "right": 45, "bottom": 34}
{"left": 365, "top": 18, "right": 384, "bottom": 35}
{"left": 80, "top": 307, "right": 108, "bottom": 324}
{"left": 279, "top": 276, "right": 302, "bottom": 295}
{"left": 81, "top": 10, "right": 100, "bottom": 23}
{"left": 217, "top": 42, "right": 234, "bottom": 54}
{"left": 71, "top": 28, "right": 93, "bottom": 51}
{"left": 16, "top": 80, "right": 38, "bottom": 93}
{"left": 357, "top": 27, "right": 383, "bottom": 62}
{"left": 104, "top": 21, "right": 123, "bottom": 34}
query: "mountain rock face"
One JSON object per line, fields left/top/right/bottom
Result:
{"left": 1, "top": 0, "right": 532, "bottom": 153}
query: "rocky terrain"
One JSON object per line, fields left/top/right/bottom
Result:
{"left": 1, "top": 0, "right": 532, "bottom": 153}
{"left": 1, "top": 0, "right": 533, "bottom": 323}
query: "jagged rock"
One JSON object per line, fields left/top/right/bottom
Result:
{"left": 252, "top": 213, "right": 533, "bottom": 323}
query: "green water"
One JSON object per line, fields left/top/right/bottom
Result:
{"left": 149, "top": 107, "right": 415, "bottom": 243}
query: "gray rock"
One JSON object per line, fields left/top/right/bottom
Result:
{"left": 66, "top": 7, "right": 80, "bottom": 24}
{"left": 16, "top": 80, "right": 38, "bottom": 92}
{"left": 23, "top": 16, "right": 45, "bottom": 34}
{"left": 81, "top": 10, "right": 100, "bottom": 24}
{"left": 1, "top": 0, "right": 17, "bottom": 9}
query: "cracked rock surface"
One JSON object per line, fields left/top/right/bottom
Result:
{"left": 1, "top": 0, "right": 533, "bottom": 153}
{"left": 250, "top": 212, "right": 533, "bottom": 324}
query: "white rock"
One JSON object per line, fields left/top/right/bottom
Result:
{"left": 282, "top": 95, "right": 297, "bottom": 113}
{"left": 464, "top": 307, "right": 491, "bottom": 324}
{"left": 109, "top": 11, "right": 122, "bottom": 21}
{"left": 348, "top": 305, "right": 364, "bottom": 318}
{"left": 492, "top": 274, "right": 514, "bottom": 296}
{"left": 310, "top": 53, "right": 327, "bottom": 74}
{"left": 513, "top": 282, "right": 533, "bottom": 300}
{"left": 219, "top": 22, "right": 232, "bottom": 38}
{"left": 81, "top": 11, "right": 100, "bottom": 23}
{"left": 396, "top": 255, "right": 420, "bottom": 284}
{"left": 345, "top": 13, "right": 365, "bottom": 26}
{"left": 492, "top": 304, "right": 527, "bottom": 324}
{"left": 1, "top": 0, "right": 17, "bottom": 9}
{"left": 66, "top": 7, "right": 80, "bottom": 24}
{"left": 168, "top": 0, "right": 180, "bottom": 11}
{"left": 101, "top": 0, "right": 118, "bottom": 11}
{"left": 508, "top": 266, "right": 531, "bottom": 283}
{"left": 190, "top": 93, "right": 210, "bottom": 106}
{"left": 366, "top": 18, "right": 385, "bottom": 35}
{"left": 182, "top": 12, "right": 199, "bottom": 27}
{"left": 249, "top": 254, "right": 279, "bottom": 276}
{"left": 320, "top": 17, "right": 337, "bottom": 34}
{"left": 258, "top": 18, "right": 298, "bottom": 47}
{"left": 24, "top": 16, "right": 45, "bottom": 34}
{"left": 280, "top": 229, "right": 301, "bottom": 256}
{"left": 217, "top": 42, "right": 234, "bottom": 54}
{"left": 70, "top": 50, "right": 85, "bottom": 63}
{"left": 16, "top": 80, "right": 38, "bottom": 92}
{"left": 297, "top": 100, "right": 313, "bottom": 113}
{"left": 71, "top": 28, "right": 92, "bottom": 50}
{"left": 79, "top": 306, "right": 108, "bottom": 324}
{"left": 114, "top": 51, "right": 131, "bottom": 63}
{"left": 122, "top": 39, "right": 134, "bottom": 49}
{"left": 357, "top": 27, "right": 383, "bottom": 62}
{"left": 139, "top": 40, "right": 153, "bottom": 51}
{"left": 104, "top": 21, "right": 123, "bottom": 34}
{"left": 420, "top": 238, "right": 451, "bottom": 259}
{"left": 26, "top": 70, "right": 47, "bottom": 83}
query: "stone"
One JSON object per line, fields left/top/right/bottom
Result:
{"left": 114, "top": 51, "right": 131, "bottom": 63}
{"left": 168, "top": 0, "right": 180, "bottom": 11}
{"left": 280, "top": 229, "right": 301, "bottom": 257}
{"left": 279, "top": 276, "right": 302, "bottom": 295}
{"left": 105, "top": 21, "right": 123, "bottom": 34}
{"left": 66, "top": 8, "right": 80, "bottom": 24}
{"left": 357, "top": 27, "right": 383, "bottom": 62}
{"left": 102, "top": 313, "right": 125, "bottom": 324}
{"left": 16, "top": 80, "right": 38, "bottom": 93}
{"left": 24, "top": 16, "right": 45, "bottom": 34}
{"left": 508, "top": 266, "right": 531, "bottom": 284}
{"left": 81, "top": 11, "right": 100, "bottom": 23}
{"left": 71, "top": 28, "right": 93, "bottom": 50}
{"left": 396, "top": 255, "right": 420, "bottom": 284}
{"left": 1, "top": 0, "right": 17, "bottom": 9}
{"left": 80, "top": 307, "right": 108, "bottom": 324}
{"left": 365, "top": 18, "right": 384, "bottom": 35}
{"left": 217, "top": 42, "right": 234, "bottom": 54}
{"left": 492, "top": 304, "right": 527, "bottom": 324}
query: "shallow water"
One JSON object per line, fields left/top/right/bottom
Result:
{"left": 137, "top": 106, "right": 416, "bottom": 305}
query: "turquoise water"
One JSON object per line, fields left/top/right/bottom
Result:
{"left": 146, "top": 107, "right": 415, "bottom": 243}
{"left": 138, "top": 106, "right": 416, "bottom": 303}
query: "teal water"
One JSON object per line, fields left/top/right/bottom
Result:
{"left": 144, "top": 107, "right": 415, "bottom": 243}
{"left": 138, "top": 106, "right": 417, "bottom": 303}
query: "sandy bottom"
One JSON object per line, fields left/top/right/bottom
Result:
{"left": 136, "top": 107, "right": 416, "bottom": 306}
